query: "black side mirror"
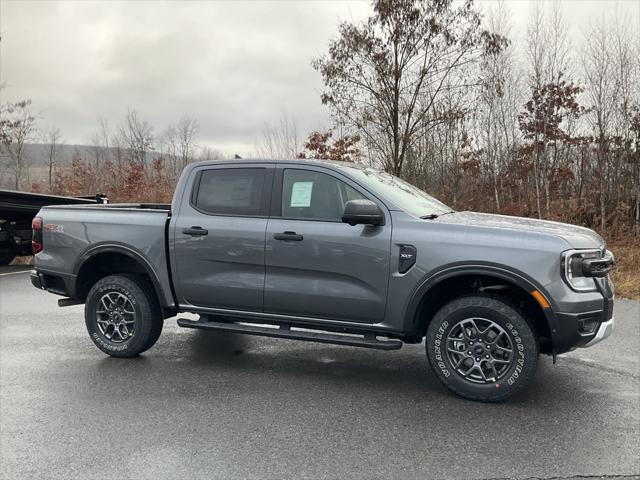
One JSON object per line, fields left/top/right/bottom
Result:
{"left": 342, "top": 199, "right": 384, "bottom": 226}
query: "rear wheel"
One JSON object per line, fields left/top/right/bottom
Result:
{"left": 85, "top": 274, "right": 162, "bottom": 357}
{"left": 425, "top": 295, "right": 538, "bottom": 402}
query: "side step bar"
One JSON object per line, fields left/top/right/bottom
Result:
{"left": 176, "top": 318, "right": 403, "bottom": 350}
{"left": 58, "top": 297, "right": 84, "bottom": 307}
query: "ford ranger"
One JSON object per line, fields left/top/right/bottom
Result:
{"left": 30, "top": 159, "right": 615, "bottom": 401}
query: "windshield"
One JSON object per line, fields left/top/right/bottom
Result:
{"left": 345, "top": 167, "right": 454, "bottom": 218}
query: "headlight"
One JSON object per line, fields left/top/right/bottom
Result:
{"left": 561, "top": 249, "right": 601, "bottom": 292}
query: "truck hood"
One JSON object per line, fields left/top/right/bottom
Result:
{"left": 434, "top": 211, "right": 604, "bottom": 249}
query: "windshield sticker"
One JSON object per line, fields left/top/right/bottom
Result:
{"left": 290, "top": 181, "right": 313, "bottom": 207}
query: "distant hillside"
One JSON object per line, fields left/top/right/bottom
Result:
{"left": 0, "top": 143, "right": 152, "bottom": 189}
{"left": 20, "top": 143, "right": 110, "bottom": 168}
{"left": 14, "top": 143, "right": 176, "bottom": 168}
{"left": 1, "top": 143, "right": 226, "bottom": 189}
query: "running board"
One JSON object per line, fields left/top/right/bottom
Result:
{"left": 58, "top": 297, "right": 84, "bottom": 307}
{"left": 176, "top": 318, "right": 403, "bottom": 350}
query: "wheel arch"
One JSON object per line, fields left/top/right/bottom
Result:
{"left": 73, "top": 243, "right": 171, "bottom": 313}
{"left": 404, "top": 263, "right": 560, "bottom": 354}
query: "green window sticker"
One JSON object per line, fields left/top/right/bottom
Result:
{"left": 290, "top": 181, "right": 313, "bottom": 207}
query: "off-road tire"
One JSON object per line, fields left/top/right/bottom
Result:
{"left": 85, "top": 274, "right": 162, "bottom": 358}
{"left": 426, "top": 295, "right": 538, "bottom": 402}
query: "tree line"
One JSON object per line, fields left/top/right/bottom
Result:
{"left": 0, "top": 104, "right": 223, "bottom": 202}
{"left": 1, "top": 0, "right": 638, "bottom": 239}
{"left": 310, "top": 0, "right": 639, "bottom": 237}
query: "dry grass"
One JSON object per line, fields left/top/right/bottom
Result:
{"left": 609, "top": 241, "right": 640, "bottom": 300}
{"left": 10, "top": 255, "right": 33, "bottom": 266}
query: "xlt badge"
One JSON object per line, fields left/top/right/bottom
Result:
{"left": 398, "top": 245, "right": 417, "bottom": 274}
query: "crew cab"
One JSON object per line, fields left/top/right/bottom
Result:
{"left": 31, "top": 159, "right": 615, "bottom": 401}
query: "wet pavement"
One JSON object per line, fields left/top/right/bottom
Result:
{"left": 1, "top": 268, "right": 639, "bottom": 479}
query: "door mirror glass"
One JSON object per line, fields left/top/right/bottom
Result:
{"left": 342, "top": 199, "right": 384, "bottom": 226}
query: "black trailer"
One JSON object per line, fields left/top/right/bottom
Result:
{"left": 0, "top": 189, "right": 107, "bottom": 265}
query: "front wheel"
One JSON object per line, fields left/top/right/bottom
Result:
{"left": 85, "top": 274, "right": 162, "bottom": 358}
{"left": 426, "top": 295, "right": 538, "bottom": 402}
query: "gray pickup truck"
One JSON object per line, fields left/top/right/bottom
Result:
{"left": 31, "top": 159, "right": 615, "bottom": 401}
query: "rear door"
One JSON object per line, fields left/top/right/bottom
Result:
{"left": 172, "top": 163, "right": 274, "bottom": 311}
{"left": 264, "top": 165, "right": 391, "bottom": 323}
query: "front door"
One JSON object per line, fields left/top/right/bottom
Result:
{"left": 264, "top": 166, "right": 391, "bottom": 323}
{"left": 172, "top": 163, "right": 274, "bottom": 311}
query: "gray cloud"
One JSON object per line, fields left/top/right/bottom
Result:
{"left": 0, "top": 0, "right": 626, "bottom": 155}
{"left": 1, "top": 0, "right": 370, "bottom": 154}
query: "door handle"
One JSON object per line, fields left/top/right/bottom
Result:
{"left": 183, "top": 226, "right": 208, "bottom": 236}
{"left": 273, "top": 231, "right": 303, "bottom": 242}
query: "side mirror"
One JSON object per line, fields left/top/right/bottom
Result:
{"left": 342, "top": 199, "right": 384, "bottom": 226}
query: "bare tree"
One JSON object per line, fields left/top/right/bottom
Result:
{"left": 255, "top": 112, "right": 301, "bottom": 159}
{"left": 160, "top": 115, "right": 199, "bottom": 176}
{"left": 40, "top": 126, "right": 62, "bottom": 191}
{"left": 87, "top": 116, "right": 112, "bottom": 171}
{"left": 0, "top": 99, "right": 36, "bottom": 189}
{"left": 176, "top": 115, "right": 199, "bottom": 170}
{"left": 198, "top": 146, "right": 225, "bottom": 161}
{"left": 159, "top": 124, "right": 179, "bottom": 175}
{"left": 119, "top": 109, "right": 154, "bottom": 168}
{"left": 475, "top": 0, "right": 522, "bottom": 211}
{"left": 582, "top": 17, "right": 619, "bottom": 230}
{"left": 313, "top": 0, "right": 507, "bottom": 175}
{"left": 524, "top": 0, "right": 572, "bottom": 217}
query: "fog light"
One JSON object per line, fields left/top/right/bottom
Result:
{"left": 578, "top": 318, "right": 598, "bottom": 335}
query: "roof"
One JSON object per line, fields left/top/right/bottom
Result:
{"left": 188, "top": 158, "right": 377, "bottom": 173}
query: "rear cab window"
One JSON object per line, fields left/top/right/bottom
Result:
{"left": 192, "top": 168, "right": 269, "bottom": 216}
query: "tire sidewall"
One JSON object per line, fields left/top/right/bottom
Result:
{"left": 85, "top": 276, "right": 152, "bottom": 356}
{"left": 426, "top": 297, "right": 538, "bottom": 401}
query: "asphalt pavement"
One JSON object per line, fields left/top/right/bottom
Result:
{"left": 1, "top": 267, "right": 639, "bottom": 480}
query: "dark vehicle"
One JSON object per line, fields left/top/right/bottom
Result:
{"left": 30, "top": 159, "right": 614, "bottom": 401}
{"left": 0, "top": 189, "right": 106, "bottom": 265}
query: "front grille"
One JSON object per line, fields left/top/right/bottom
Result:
{"left": 582, "top": 251, "right": 614, "bottom": 277}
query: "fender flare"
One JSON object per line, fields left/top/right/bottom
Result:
{"left": 74, "top": 242, "right": 170, "bottom": 307}
{"left": 403, "top": 262, "right": 560, "bottom": 345}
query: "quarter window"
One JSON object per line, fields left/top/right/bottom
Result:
{"left": 195, "top": 168, "right": 266, "bottom": 216}
{"left": 281, "top": 169, "right": 367, "bottom": 221}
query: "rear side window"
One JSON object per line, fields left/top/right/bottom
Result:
{"left": 194, "top": 168, "right": 267, "bottom": 216}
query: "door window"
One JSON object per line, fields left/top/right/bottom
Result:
{"left": 281, "top": 169, "right": 366, "bottom": 221}
{"left": 194, "top": 168, "right": 267, "bottom": 216}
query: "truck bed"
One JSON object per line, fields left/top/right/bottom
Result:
{"left": 34, "top": 203, "right": 174, "bottom": 307}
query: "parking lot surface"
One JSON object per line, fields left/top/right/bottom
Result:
{"left": 1, "top": 267, "right": 639, "bottom": 479}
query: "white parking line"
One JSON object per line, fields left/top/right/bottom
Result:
{"left": 0, "top": 270, "right": 31, "bottom": 276}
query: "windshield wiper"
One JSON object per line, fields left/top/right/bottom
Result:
{"left": 420, "top": 211, "right": 455, "bottom": 220}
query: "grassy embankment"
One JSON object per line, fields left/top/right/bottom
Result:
{"left": 609, "top": 241, "right": 639, "bottom": 300}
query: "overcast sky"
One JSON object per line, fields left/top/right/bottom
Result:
{"left": 0, "top": 0, "right": 637, "bottom": 156}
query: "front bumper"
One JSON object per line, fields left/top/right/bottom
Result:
{"left": 552, "top": 276, "right": 614, "bottom": 353}
{"left": 582, "top": 316, "right": 614, "bottom": 348}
